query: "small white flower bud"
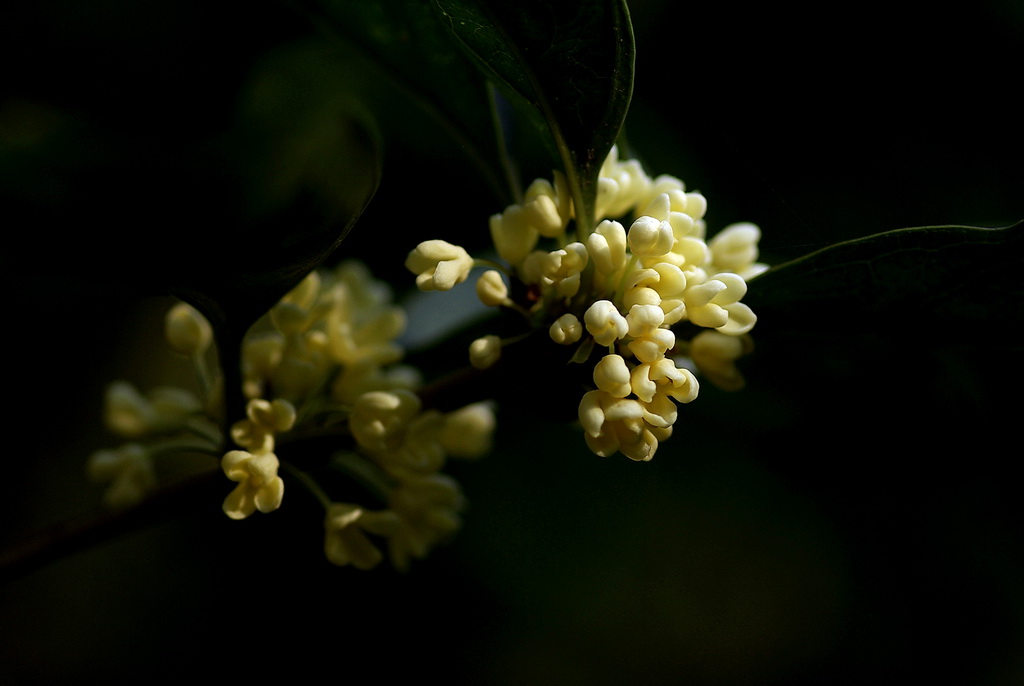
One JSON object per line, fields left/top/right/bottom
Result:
{"left": 626, "top": 304, "right": 666, "bottom": 338}
{"left": 350, "top": 389, "right": 422, "bottom": 452}
{"left": 684, "top": 192, "right": 708, "bottom": 220}
{"left": 439, "top": 402, "right": 497, "bottom": 458}
{"left": 709, "top": 223, "right": 761, "bottom": 272}
{"left": 587, "top": 220, "right": 628, "bottom": 276}
{"left": 523, "top": 192, "right": 564, "bottom": 238}
{"left": 542, "top": 242, "right": 589, "bottom": 298}
{"left": 594, "top": 354, "right": 632, "bottom": 398}
{"left": 489, "top": 205, "right": 539, "bottom": 265}
{"left": 628, "top": 216, "right": 674, "bottom": 257}
{"left": 165, "top": 302, "right": 212, "bottom": 356}
{"left": 476, "top": 270, "right": 510, "bottom": 307}
{"left": 221, "top": 450, "right": 285, "bottom": 520}
{"left": 585, "top": 300, "right": 628, "bottom": 347}
{"left": 549, "top": 313, "right": 583, "bottom": 345}
{"left": 689, "top": 330, "right": 753, "bottom": 391}
{"left": 469, "top": 335, "right": 502, "bottom": 369}
{"left": 405, "top": 240, "right": 474, "bottom": 291}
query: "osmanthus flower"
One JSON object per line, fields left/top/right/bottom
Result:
{"left": 541, "top": 242, "right": 589, "bottom": 298}
{"left": 87, "top": 254, "right": 493, "bottom": 571}
{"left": 323, "top": 503, "right": 400, "bottom": 570}
{"left": 549, "top": 313, "right": 583, "bottom": 345}
{"left": 522, "top": 171, "right": 572, "bottom": 239}
{"left": 104, "top": 381, "right": 203, "bottom": 438}
{"left": 405, "top": 239, "right": 474, "bottom": 291}
{"left": 683, "top": 272, "right": 757, "bottom": 335}
{"left": 386, "top": 473, "right": 465, "bottom": 572}
{"left": 221, "top": 450, "right": 285, "bottom": 520}
{"left": 230, "top": 398, "right": 296, "bottom": 454}
{"left": 349, "top": 389, "right": 423, "bottom": 453}
{"left": 688, "top": 330, "right": 755, "bottom": 392}
{"left": 469, "top": 334, "right": 502, "bottom": 370}
{"left": 476, "top": 269, "right": 511, "bottom": 307}
{"left": 578, "top": 390, "right": 659, "bottom": 461}
{"left": 437, "top": 402, "right": 497, "bottom": 458}
{"left": 405, "top": 145, "right": 766, "bottom": 463}
{"left": 164, "top": 302, "right": 213, "bottom": 357}
{"left": 708, "top": 222, "right": 769, "bottom": 280}
{"left": 87, "top": 443, "right": 156, "bottom": 509}
{"left": 585, "top": 300, "right": 629, "bottom": 347}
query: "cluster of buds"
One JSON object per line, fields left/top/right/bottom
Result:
{"left": 89, "top": 261, "right": 495, "bottom": 571}
{"left": 87, "top": 306, "right": 222, "bottom": 509}
{"left": 233, "top": 261, "right": 496, "bottom": 569}
{"left": 406, "top": 146, "right": 766, "bottom": 461}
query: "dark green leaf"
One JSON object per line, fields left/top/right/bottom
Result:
{"left": 433, "top": 0, "right": 635, "bottom": 231}
{"left": 1, "top": 47, "right": 381, "bottom": 338}
{"left": 745, "top": 222, "right": 1024, "bottom": 336}
{"left": 290, "top": 0, "right": 512, "bottom": 203}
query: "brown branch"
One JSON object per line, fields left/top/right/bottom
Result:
{"left": 0, "top": 467, "right": 220, "bottom": 586}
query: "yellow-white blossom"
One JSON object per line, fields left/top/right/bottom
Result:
{"left": 489, "top": 205, "right": 539, "bottom": 265}
{"left": 331, "top": 361, "right": 421, "bottom": 405}
{"left": 587, "top": 219, "right": 629, "bottom": 278}
{"left": 541, "top": 242, "right": 589, "bottom": 298}
{"left": 230, "top": 398, "right": 296, "bottom": 454}
{"left": 349, "top": 389, "right": 422, "bottom": 453}
{"left": 625, "top": 304, "right": 676, "bottom": 364}
{"left": 387, "top": 473, "right": 464, "bottom": 571}
{"left": 630, "top": 357, "right": 699, "bottom": 404}
{"left": 164, "top": 302, "right": 212, "bottom": 357}
{"left": 241, "top": 333, "right": 285, "bottom": 400}
{"left": 523, "top": 172, "right": 572, "bottom": 238}
{"left": 270, "top": 327, "right": 331, "bottom": 402}
{"left": 405, "top": 240, "right": 474, "bottom": 291}
{"left": 683, "top": 273, "right": 757, "bottom": 335}
{"left": 438, "top": 402, "right": 497, "bottom": 458}
{"left": 469, "top": 335, "right": 502, "bottom": 369}
{"left": 476, "top": 269, "right": 510, "bottom": 307}
{"left": 87, "top": 443, "right": 156, "bottom": 509}
{"left": 708, "top": 222, "right": 769, "bottom": 280}
{"left": 689, "top": 330, "right": 754, "bottom": 391}
{"left": 585, "top": 300, "right": 628, "bottom": 347}
{"left": 221, "top": 450, "right": 285, "bottom": 520}
{"left": 549, "top": 313, "right": 583, "bottom": 345}
{"left": 402, "top": 146, "right": 765, "bottom": 465}
{"left": 104, "top": 382, "right": 202, "bottom": 438}
{"left": 578, "top": 390, "right": 658, "bottom": 462}
{"left": 323, "top": 503, "right": 400, "bottom": 570}
{"left": 627, "top": 215, "right": 675, "bottom": 258}
{"left": 326, "top": 297, "right": 406, "bottom": 367}
{"left": 593, "top": 354, "right": 632, "bottom": 398}
{"left": 376, "top": 410, "right": 448, "bottom": 476}
{"left": 597, "top": 145, "right": 652, "bottom": 219}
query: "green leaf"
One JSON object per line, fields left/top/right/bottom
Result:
{"left": 0, "top": 47, "right": 381, "bottom": 343}
{"left": 744, "top": 222, "right": 1024, "bottom": 335}
{"left": 433, "top": 0, "right": 635, "bottom": 232}
{"left": 291, "top": 0, "right": 512, "bottom": 203}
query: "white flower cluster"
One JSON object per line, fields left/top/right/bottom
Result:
{"left": 87, "top": 306, "right": 222, "bottom": 509}
{"left": 89, "top": 261, "right": 495, "bottom": 571}
{"left": 406, "top": 146, "right": 766, "bottom": 461}
{"left": 235, "top": 261, "right": 495, "bottom": 569}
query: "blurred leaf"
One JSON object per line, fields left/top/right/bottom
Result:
{"left": 745, "top": 222, "right": 1024, "bottom": 336}
{"left": 177, "top": 47, "right": 383, "bottom": 327}
{"left": 290, "top": 0, "right": 512, "bottom": 203}
{"left": 0, "top": 54, "right": 381, "bottom": 332}
{"left": 433, "top": 0, "right": 635, "bottom": 231}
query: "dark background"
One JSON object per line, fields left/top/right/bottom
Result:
{"left": 2, "top": 1, "right": 1023, "bottom": 684}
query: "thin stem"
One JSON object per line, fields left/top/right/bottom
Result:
{"left": 0, "top": 467, "right": 221, "bottom": 586}
{"left": 281, "top": 461, "right": 332, "bottom": 509}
